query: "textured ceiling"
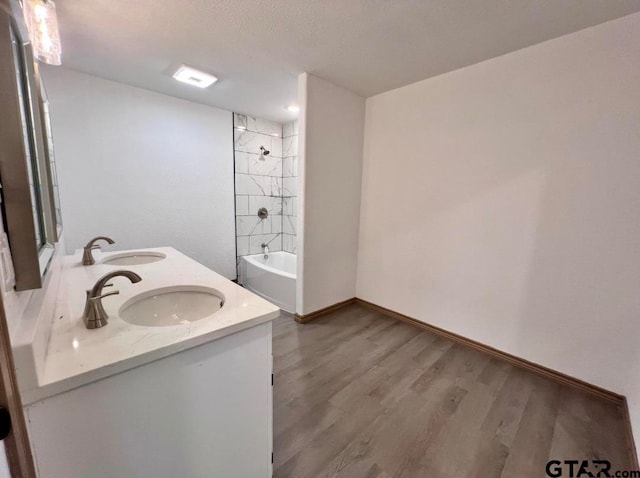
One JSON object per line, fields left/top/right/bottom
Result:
{"left": 55, "top": 0, "right": 640, "bottom": 122}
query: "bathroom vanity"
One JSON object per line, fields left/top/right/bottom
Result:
{"left": 13, "top": 247, "right": 279, "bottom": 478}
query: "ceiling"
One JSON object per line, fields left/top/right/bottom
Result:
{"left": 54, "top": 0, "right": 640, "bottom": 123}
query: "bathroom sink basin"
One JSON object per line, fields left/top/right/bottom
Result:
{"left": 102, "top": 251, "right": 166, "bottom": 266}
{"left": 119, "top": 286, "right": 224, "bottom": 327}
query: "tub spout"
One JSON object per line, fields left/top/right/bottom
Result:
{"left": 261, "top": 243, "right": 269, "bottom": 259}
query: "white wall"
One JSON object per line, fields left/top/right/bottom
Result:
{"left": 40, "top": 67, "right": 236, "bottom": 278}
{"left": 358, "top": 11, "right": 640, "bottom": 433}
{"left": 297, "top": 74, "right": 365, "bottom": 314}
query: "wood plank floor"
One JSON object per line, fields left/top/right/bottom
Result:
{"left": 272, "top": 303, "right": 632, "bottom": 478}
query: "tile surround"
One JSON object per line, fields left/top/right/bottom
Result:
{"left": 234, "top": 113, "right": 298, "bottom": 278}
{"left": 281, "top": 119, "right": 298, "bottom": 255}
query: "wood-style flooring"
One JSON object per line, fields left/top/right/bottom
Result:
{"left": 272, "top": 303, "right": 632, "bottom": 478}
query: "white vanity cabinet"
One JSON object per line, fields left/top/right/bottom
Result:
{"left": 25, "top": 322, "right": 273, "bottom": 478}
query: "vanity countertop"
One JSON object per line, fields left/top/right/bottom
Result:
{"left": 21, "top": 247, "right": 280, "bottom": 404}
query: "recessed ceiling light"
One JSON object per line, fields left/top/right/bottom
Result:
{"left": 286, "top": 105, "right": 300, "bottom": 113}
{"left": 173, "top": 65, "right": 218, "bottom": 88}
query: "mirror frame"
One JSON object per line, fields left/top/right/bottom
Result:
{"left": 0, "top": 0, "right": 57, "bottom": 290}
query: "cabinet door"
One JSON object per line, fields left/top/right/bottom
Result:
{"left": 26, "top": 323, "right": 273, "bottom": 478}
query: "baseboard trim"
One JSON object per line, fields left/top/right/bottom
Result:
{"left": 355, "top": 298, "right": 622, "bottom": 404}
{"left": 294, "top": 298, "right": 356, "bottom": 324}
{"left": 355, "top": 298, "right": 640, "bottom": 467}
{"left": 622, "top": 398, "right": 640, "bottom": 469}
{"left": 294, "top": 296, "right": 637, "bottom": 464}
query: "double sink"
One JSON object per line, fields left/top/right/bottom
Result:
{"left": 96, "top": 250, "right": 224, "bottom": 328}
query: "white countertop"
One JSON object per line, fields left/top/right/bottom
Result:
{"left": 21, "top": 247, "right": 280, "bottom": 404}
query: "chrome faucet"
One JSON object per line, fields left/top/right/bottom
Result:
{"left": 261, "top": 243, "right": 269, "bottom": 259}
{"left": 82, "top": 270, "right": 142, "bottom": 329}
{"left": 82, "top": 236, "right": 115, "bottom": 265}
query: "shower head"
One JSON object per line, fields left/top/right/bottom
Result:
{"left": 260, "top": 146, "right": 270, "bottom": 156}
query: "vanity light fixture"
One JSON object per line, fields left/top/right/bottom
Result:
{"left": 286, "top": 104, "right": 300, "bottom": 113}
{"left": 173, "top": 65, "right": 218, "bottom": 88}
{"left": 23, "top": 0, "right": 62, "bottom": 65}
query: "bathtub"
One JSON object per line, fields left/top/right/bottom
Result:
{"left": 240, "top": 251, "right": 296, "bottom": 313}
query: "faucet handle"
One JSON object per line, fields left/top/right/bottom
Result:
{"left": 89, "top": 290, "right": 120, "bottom": 301}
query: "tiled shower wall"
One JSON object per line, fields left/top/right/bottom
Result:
{"left": 282, "top": 120, "right": 298, "bottom": 253}
{"left": 233, "top": 114, "right": 299, "bottom": 277}
{"left": 234, "top": 113, "right": 283, "bottom": 268}
{"left": 233, "top": 113, "right": 299, "bottom": 277}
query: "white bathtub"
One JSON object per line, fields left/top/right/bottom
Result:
{"left": 240, "top": 251, "right": 296, "bottom": 313}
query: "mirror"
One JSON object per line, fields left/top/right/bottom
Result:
{"left": 39, "top": 82, "right": 63, "bottom": 237}
{"left": 0, "top": 4, "right": 58, "bottom": 289}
